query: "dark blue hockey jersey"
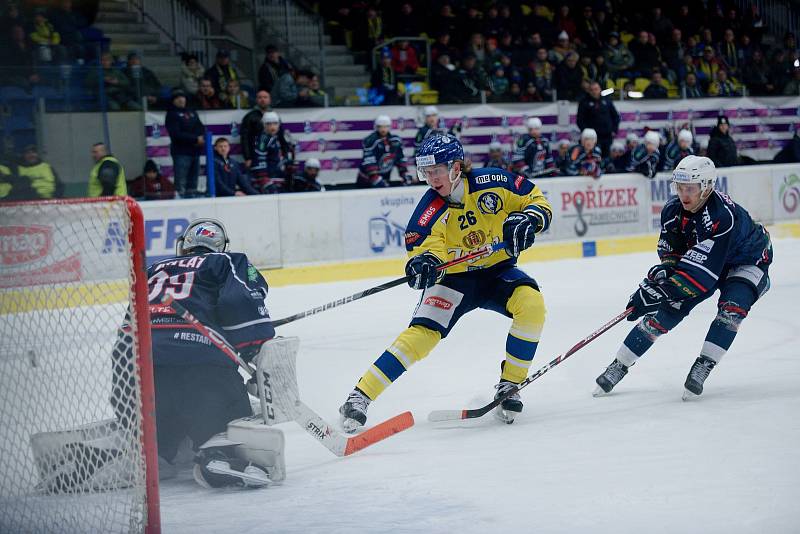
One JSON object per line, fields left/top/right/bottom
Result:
{"left": 146, "top": 252, "right": 274, "bottom": 366}
{"left": 357, "top": 131, "right": 409, "bottom": 187}
{"left": 511, "top": 134, "right": 557, "bottom": 178}
{"left": 626, "top": 145, "right": 660, "bottom": 178}
{"left": 657, "top": 191, "right": 771, "bottom": 299}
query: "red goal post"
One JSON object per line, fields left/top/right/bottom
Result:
{"left": 0, "top": 196, "right": 160, "bottom": 533}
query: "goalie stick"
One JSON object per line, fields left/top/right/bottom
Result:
{"left": 165, "top": 298, "right": 414, "bottom": 456}
{"left": 427, "top": 307, "right": 633, "bottom": 422}
{"left": 272, "top": 241, "right": 506, "bottom": 327}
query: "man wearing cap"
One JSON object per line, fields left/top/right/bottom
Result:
{"left": 567, "top": 128, "right": 603, "bottom": 178}
{"left": 661, "top": 129, "right": 695, "bottom": 171}
{"left": 287, "top": 158, "right": 325, "bottom": 192}
{"left": 707, "top": 115, "right": 738, "bottom": 167}
{"left": 577, "top": 80, "right": 620, "bottom": 157}
{"left": 165, "top": 88, "right": 206, "bottom": 198}
{"left": 512, "top": 117, "right": 557, "bottom": 178}
{"left": 17, "top": 145, "right": 64, "bottom": 199}
{"left": 204, "top": 49, "right": 240, "bottom": 97}
{"left": 371, "top": 50, "right": 399, "bottom": 105}
{"left": 414, "top": 106, "right": 460, "bottom": 156}
{"left": 356, "top": 115, "right": 412, "bottom": 187}
{"left": 626, "top": 130, "right": 662, "bottom": 178}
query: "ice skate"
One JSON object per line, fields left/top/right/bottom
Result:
{"left": 594, "top": 359, "right": 630, "bottom": 396}
{"left": 493, "top": 380, "right": 523, "bottom": 424}
{"left": 193, "top": 447, "right": 271, "bottom": 489}
{"left": 339, "top": 388, "right": 370, "bottom": 434}
{"left": 683, "top": 356, "right": 717, "bottom": 400}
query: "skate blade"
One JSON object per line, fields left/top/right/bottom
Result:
{"left": 682, "top": 389, "right": 699, "bottom": 401}
{"left": 339, "top": 415, "right": 363, "bottom": 434}
{"left": 592, "top": 385, "right": 610, "bottom": 397}
{"left": 493, "top": 406, "right": 516, "bottom": 424}
{"left": 204, "top": 460, "right": 271, "bottom": 488}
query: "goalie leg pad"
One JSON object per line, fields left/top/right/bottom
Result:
{"left": 252, "top": 337, "right": 301, "bottom": 426}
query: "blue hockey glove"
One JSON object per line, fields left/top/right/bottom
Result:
{"left": 405, "top": 252, "right": 443, "bottom": 290}
{"left": 626, "top": 279, "right": 670, "bottom": 321}
{"left": 502, "top": 211, "right": 539, "bottom": 257}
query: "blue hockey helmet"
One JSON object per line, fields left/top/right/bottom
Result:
{"left": 415, "top": 134, "right": 464, "bottom": 183}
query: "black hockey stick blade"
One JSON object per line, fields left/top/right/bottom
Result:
{"left": 428, "top": 307, "right": 633, "bottom": 422}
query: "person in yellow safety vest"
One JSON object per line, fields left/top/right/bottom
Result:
{"left": 88, "top": 142, "right": 127, "bottom": 197}
{"left": 17, "top": 145, "right": 64, "bottom": 199}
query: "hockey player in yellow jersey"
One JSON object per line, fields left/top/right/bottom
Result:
{"left": 339, "top": 134, "right": 553, "bottom": 431}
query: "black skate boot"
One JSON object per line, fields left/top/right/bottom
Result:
{"left": 683, "top": 356, "right": 717, "bottom": 400}
{"left": 338, "top": 388, "right": 371, "bottom": 434}
{"left": 593, "top": 359, "right": 630, "bottom": 396}
{"left": 493, "top": 380, "right": 523, "bottom": 424}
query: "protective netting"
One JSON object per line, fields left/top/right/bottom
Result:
{"left": 0, "top": 199, "right": 153, "bottom": 534}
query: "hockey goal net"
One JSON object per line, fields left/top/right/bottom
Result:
{"left": 0, "top": 197, "right": 159, "bottom": 533}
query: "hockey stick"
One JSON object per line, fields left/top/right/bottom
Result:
{"left": 271, "top": 241, "right": 507, "bottom": 327}
{"left": 165, "top": 298, "right": 414, "bottom": 456}
{"left": 428, "top": 307, "right": 634, "bottom": 422}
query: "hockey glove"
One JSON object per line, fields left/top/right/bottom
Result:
{"left": 646, "top": 264, "right": 675, "bottom": 284}
{"left": 626, "top": 279, "right": 670, "bottom": 321}
{"left": 405, "top": 252, "right": 443, "bottom": 290}
{"left": 503, "top": 211, "right": 539, "bottom": 257}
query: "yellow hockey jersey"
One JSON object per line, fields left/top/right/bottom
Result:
{"left": 404, "top": 167, "right": 552, "bottom": 273}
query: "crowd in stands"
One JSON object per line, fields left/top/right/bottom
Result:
{"left": 332, "top": 1, "right": 800, "bottom": 104}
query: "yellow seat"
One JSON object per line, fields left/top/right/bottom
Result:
{"left": 620, "top": 32, "right": 634, "bottom": 45}
{"left": 615, "top": 77, "right": 629, "bottom": 91}
{"left": 634, "top": 77, "right": 650, "bottom": 92}
{"left": 411, "top": 90, "right": 439, "bottom": 104}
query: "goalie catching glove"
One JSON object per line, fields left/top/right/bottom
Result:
{"left": 405, "top": 252, "right": 443, "bottom": 290}
{"left": 502, "top": 211, "right": 541, "bottom": 257}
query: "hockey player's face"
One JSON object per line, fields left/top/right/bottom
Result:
{"left": 264, "top": 122, "right": 279, "bottom": 135}
{"left": 424, "top": 164, "right": 453, "bottom": 195}
{"left": 674, "top": 183, "right": 703, "bottom": 212}
{"left": 426, "top": 115, "right": 438, "bottom": 127}
{"left": 529, "top": 128, "right": 541, "bottom": 138}
{"left": 377, "top": 125, "right": 390, "bottom": 137}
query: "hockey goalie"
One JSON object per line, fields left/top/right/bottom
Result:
{"left": 32, "top": 218, "right": 288, "bottom": 491}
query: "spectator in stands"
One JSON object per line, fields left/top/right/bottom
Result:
{"left": 555, "top": 5, "right": 577, "bottom": 40}
{"left": 222, "top": 78, "right": 249, "bottom": 109}
{"left": 696, "top": 46, "right": 721, "bottom": 89}
{"left": 17, "top": 145, "right": 64, "bottom": 199}
{"left": 555, "top": 138, "right": 571, "bottom": 175}
{"left": 699, "top": 28, "right": 716, "bottom": 54}
{"left": 577, "top": 81, "right": 619, "bottom": 157}
{"left": 272, "top": 67, "right": 298, "bottom": 108}
{"left": 629, "top": 31, "right": 661, "bottom": 78}
{"left": 507, "top": 81, "right": 523, "bottom": 102}
{"left": 769, "top": 49, "right": 792, "bottom": 93}
{"left": 741, "top": 49, "right": 773, "bottom": 95}
{"left": 125, "top": 52, "right": 162, "bottom": 108}
{"left": 1, "top": 25, "right": 40, "bottom": 90}
{"left": 196, "top": 78, "right": 223, "bottom": 109}
{"left": 240, "top": 90, "right": 271, "bottom": 169}
{"left": 626, "top": 130, "right": 661, "bottom": 178}
{"left": 165, "top": 89, "right": 205, "bottom": 198}
{"left": 649, "top": 7, "right": 674, "bottom": 46}
{"left": 550, "top": 31, "right": 574, "bottom": 64}
{"left": 662, "top": 29, "right": 686, "bottom": 80}
{"left": 677, "top": 52, "right": 697, "bottom": 83}
{"left": 371, "top": 51, "right": 399, "bottom": 105}
{"left": 567, "top": 128, "right": 603, "bottom": 178}
{"left": 457, "top": 53, "right": 491, "bottom": 102}
{"left": 464, "top": 32, "right": 485, "bottom": 64}
{"left": 0, "top": 3, "right": 23, "bottom": 36}
{"left": 783, "top": 67, "right": 800, "bottom": 96}
{"left": 717, "top": 29, "right": 740, "bottom": 77}
{"left": 530, "top": 48, "right": 555, "bottom": 101}
{"left": 554, "top": 52, "right": 583, "bottom": 101}
{"left": 707, "top": 115, "right": 738, "bottom": 168}
{"left": 483, "top": 38, "right": 503, "bottom": 73}
{"left": 708, "top": 70, "right": 737, "bottom": 97}
{"left": 86, "top": 52, "right": 141, "bottom": 111}
{"left": 519, "top": 81, "right": 541, "bottom": 102}
{"left": 30, "top": 9, "right": 63, "bottom": 63}
{"left": 773, "top": 130, "right": 800, "bottom": 163}
{"left": 604, "top": 32, "right": 634, "bottom": 79}
{"left": 127, "top": 159, "right": 175, "bottom": 200}
{"left": 388, "top": 3, "right": 419, "bottom": 38}
{"left": 643, "top": 70, "right": 669, "bottom": 99}
{"left": 180, "top": 53, "right": 204, "bottom": 95}
{"left": 606, "top": 140, "right": 627, "bottom": 173}
{"left": 489, "top": 63, "right": 509, "bottom": 100}
{"left": 579, "top": 54, "right": 599, "bottom": 84}
{"left": 306, "top": 74, "right": 327, "bottom": 107}
{"left": 287, "top": 158, "right": 325, "bottom": 192}
{"left": 49, "top": 0, "right": 87, "bottom": 61}
{"left": 576, "top": 5, "right": 602, "bottom": 52}
{"left": 213, "top": 138, "right": 258, "bottom": 196}
{"left": 683, "top": 72, "right": 704, "bottom": 98}
{"left": 204, "top": 49, "right": 239, "bottom": 98}
{"left": 391, "top": 40, "right": 420, "bottom": 77}
{"left": 431, "top": 53, "right": 460, "bottom": 103}
{"left": 594, "top": 53, "right": 610, "bottom": 88}
{"left": 432, "top": 5, "right": 458, "bottom": 46}
{"left": 364, "top": 7, "right": 383, "bottom": 51}
{"left": 88, "top": 142, "right": 126, "bottom": 196}
{"left": 431, "top": 31, "right": 459, "bottom": 63}
{"left": 482, "top": 5, "right": 502, "bottom": 40}
{"left": 258, "top": 45, "right": 292, "bottom": 94}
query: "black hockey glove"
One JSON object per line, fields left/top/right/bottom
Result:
{"left": 405, "top": 252, "right": 443, "bottom": 290}
{"left": 646, "top": 264, "right": 675, "bottom": 284}
{"left": 503, "top": 211, "right": 539, "bottom": 257}
{"left": 626, "top": 279, "right": 670, "bottom": 321}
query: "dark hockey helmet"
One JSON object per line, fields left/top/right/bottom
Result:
{"left": 415, "top": 134, "right": 465, "bottom": 184}
{"left": 176, "top": 218, "right": 230, "bottom": 256}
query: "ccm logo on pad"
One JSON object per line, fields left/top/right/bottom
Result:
{"left": 424, "top": 296, "right": 453, "bottom": 310}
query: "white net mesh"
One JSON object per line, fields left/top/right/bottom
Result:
{"left": 0, "top": 198, "right": 155, "bottom": 534}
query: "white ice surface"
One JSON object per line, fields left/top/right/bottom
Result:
{"left": 160, "top": 238, "right": 800, "bottom": 534}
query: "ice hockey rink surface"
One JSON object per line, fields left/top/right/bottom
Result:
{"left": 159, "top": 238, "right": 800, "bottom": 534}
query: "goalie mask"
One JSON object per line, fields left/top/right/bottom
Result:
{"left": 176, "top": 218, "right": 230, "bottom": 256}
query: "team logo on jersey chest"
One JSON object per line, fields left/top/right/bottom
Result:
{"left": 462, "top": 229, "right": 486, "bottom": 248}
{"left": 477, "top": 192, "right": 503, "bottom": 214}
